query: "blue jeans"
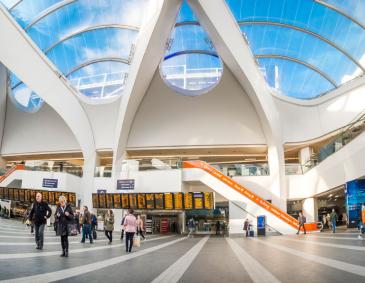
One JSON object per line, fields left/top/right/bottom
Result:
{"left": 82, "top": 224, "right": 93, "bottom": 243}
{"left": 332, "top": 221, "right": 336, "bottom": 233}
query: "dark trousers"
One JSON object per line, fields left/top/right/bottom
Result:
{"left": 35, "top": 224, "right": 45, "bottom": 248}
{"left": 82, "top": 224, "right": 93, "bottom": 243}
{"left": 136, "top": 228, "right": 145, "bottom": 239}
{"left": 297, "top": 224, "right": 306, "bottom": 234}
{"left": 120, "top": 229, "right": 124, "bottom": 240}
{"left": 105, "top": 230, "right": 113, "bottom": 242}
{"left": 125, "top": 232, "right": 135, "bottom": 252}
{"left": 61, "top": 235, "right": 69, "bottom": 251}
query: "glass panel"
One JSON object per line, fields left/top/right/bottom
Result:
{"left": 258, "top": 58, "right": 334, "bottom": 99}
{"left": 9, "top": 83, "right": 44, "bottom": 113}
{"left": 68, "top": 61, "right": 129, "bottom": 99}
{"left": 322, "top": 0, "right": 365, "bottom": 27}
{"left": 0, "top": 0, "right": 21, "bottom": 9}
{"left": 160, "top": 0, "right": 223, "bottom": 95}
{"left": 241, "top": 24, "right": 359, "bottom": 85}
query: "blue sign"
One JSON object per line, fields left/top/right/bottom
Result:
{"left": 257, "top": 215, "right": 266, "bottom": 229}
{"left": 42, "top": 178, "right": 58, "bottom": 188}
{"left": 97, "top": 190, "right": 107, "bottom": 194}
{"left": 117, "top": 179, "right": 135, "bottom": 190}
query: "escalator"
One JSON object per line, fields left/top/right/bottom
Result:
{"left": 0, "top": 165, "right": 24, "bottom": 186}
{"left": 183, "top": 160, "right": 322, "bottom": 235}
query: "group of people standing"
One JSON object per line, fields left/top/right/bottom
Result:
{"left": 26, "top": 193, "right": 146, "bottom": 257}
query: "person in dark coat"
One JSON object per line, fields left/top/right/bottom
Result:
{"left": 55, "top": 195, "right": 74, "bottom": 257}
{"left": 28, "top": 192, "right": 52, "bottom": 250}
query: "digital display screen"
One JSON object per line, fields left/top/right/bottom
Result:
{"left": 69, "top": 193, "right": 76, "bottom": 206}
{"left": 92, "top": 194, "right": 99, "bottom": 208}
{"left": 106, "top": 194, "right": 114, "bottom": 208}
{"left": 193, "top": 193, "right": 204, "bottom": 209}
{"left": 155, "top": 193, "right": 164, "bottom": 209}
{"left": 138, "top": 194, "right": 146, "bottom": 209}
{"left": 0, "top": 187, "right": 4, "bottom": 198}
{"left": 164, "top": 193, "right": 173, "bottom": 210}
{"left": 129, "top": 194, "right": 137, "bottom": 209}
{"left": 99, "top": 193, "right": 106, "bottom": 208}
{"left": 184, "top": 192, "right": 193, "bottom": 210}
{"left": 204, "top": 192, "right": 214, "bottom": 209}
{"left": 8, "top": 188, "right": 14, "bottom": 201}
{"left": 113, "top": 194, "right": 121, "bottom": 209}
{"left": 24, "top": 190, "right": 30, "bottom": 202}
{"left": 19, "top": 189, "right": 25, "bottom": 202}
{"left": 146, "top": 194, "right": 155, "bottom": 209}
{"left": 174, "top": 193, "right": 183, "bottom": 210}
{"left": 121, "top": 194, "right": 129, "bottom": 208}
{"left": 54, "top": 192, "right": 61, "bottom": 205}
{"left": 42, "top": 190, "right": 48, "bottom": 202}
{"left": 13, "top": 189, "right": 19, "bottom": 201}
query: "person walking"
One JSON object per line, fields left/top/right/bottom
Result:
{"left": 74, "top": 211, "right": 80, "bottom": 234}
{"left": 136, "top": 215, "right": 145, "bottom": 240}
{"left": 81, "top": 206, "right": 93, "bottom": 244}
{"left": 120, "top": 215, "right": 126, "bottom": 240}
{"left": 55, "top": 196, "right": 74, "bottom": 257}
{"left": 215, "top": 221, "right": 221, "bottom": 236}
{"left": 330, "top": 209, "right": 338, "bottom": 233}
{"left": 124, "top": 209, "right": 137, "bottom": 253}
{"left": 296, "top": 212, "right": 307, "bottom": 235}
{"left": 104, "top": 210, "right": 114, "bottom": 244}
{"left": 187, "top": 217, "right": 194, "bottom": 238}
{"left": 28, "top": 192, "right": 52, "bottom": 250}
{"left": 243, "top": 218, "right": 250, "bottom": 237}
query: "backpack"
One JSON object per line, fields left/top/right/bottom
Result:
{"left": 92, "top": 215, "right": 97, "bottom": 225}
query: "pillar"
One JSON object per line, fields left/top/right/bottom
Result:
{"left": 303, "top": 197, "right": 318, "bottom": 222}
{"left": 81, "top": 152, "right": 101, "bottom": 209}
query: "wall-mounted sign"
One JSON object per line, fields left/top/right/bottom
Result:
{"left": 97, "top": 189, "right": 107, "bottom": 194}
{"left": 117, "top": 179, "right": 135, "bottom": 190}
{"left": 42, "top": 178, "right": 58, "bottom": 189}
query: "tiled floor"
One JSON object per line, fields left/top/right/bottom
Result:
{"left": 0, "top": 218, "right": 364, "bottom": 283}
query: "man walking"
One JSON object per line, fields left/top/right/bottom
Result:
{"left": 330, "top": 209, "right": 338, "bottom": 233}
{"left": 28, "top": 192, "right": 52, "bottom": 250}
{"left": 81, "top": 206, "right": 93, "bottom": 244}
{"left": 296, "top": 212, "right": 307, "bottom": 235}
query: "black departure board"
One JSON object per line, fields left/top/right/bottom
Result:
{"left": 164, "top": 193, "right": 174, "bottom": 210}
{"left": 204, "top": 192, "right": 214, "bottom": 209}
{"left": 106, "top": 194, "right": 113, "bottom": 208}
{"left": 138, "top": 194, "right": 146, "bottom": 209}
{"left": 146, "top": 194, "right": 155, "bottom": 209}
{"left": 92, "top": 194, "right": 99, "bottom": 208}
{"left": 113, "top": 194, "right": 121, "bottom": 209}
{"left": 193, "top": 192, "right": 204, "bottom": 209}
{"left": 121, "top": 194, "right": 129, "bottom": 208}
{"left": 155, "top": 193, "right": 164, "bottom": 209}
{"left": 184, "top": 192, "right": 193, "bottom": 209}
{"left": 99, "top": 193, "right": 106, "bottom": 208}
{"left": 129, "top": 194, "right": 137, "bottom": 209}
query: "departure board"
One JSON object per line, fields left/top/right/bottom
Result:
{"left": 113, "top": 194, "right": 121, "bottom": 209}
{"left": 106, "top": 194, "right": 113, "bottom": 208}
{"left": 155, "top": 193, "right": 164, "bottom": 209}
{"left": 121, "top": 194, "right": 129, "bottom": 208}
{"left": 184, "top": 192, "right": 193, "bottom": 209}
{"left": 164, "top": 193, "right": 174, "bottom": 210}
{"left": 204, "top": 192, "right": 214, "bottom": 209}
{"left": 174, "top": 193, "right": 183, "bottom": 210}
{"left": 54, "top": 192, "right": 61, "bottom": 205}
{"left": 193, "top": 192, "right": 204, "bottom": 209}
{"left": 24, "top": 190, "right": 29, "bottom": 202}
{"left": 0, "top": 187, "right": 3, "bottom": 198}
{"left": 8, "top": 188, "right": 14, "bottom": 201}
{"left": 92, "top": 194, "right": 99, "bottom": 208}
{"left": 99, "top": 193, "right": 106, "bottom": 208}
{"left": 129, "top": 194, "right": 137, "bottom": 209}
{"left": 13, "top": 189, "right": 19, "bottom": 201}
{"left": 42, "top": 190, "right": 48, "bottom": 202}
{"left": 69, "top": 193, "right": 76, "bottom": 206}
{"left": 146, "top": 194, "right": 155, "bottom": 209}
{"left": 138, "top": 194, "right": 146, "bottom": 209}
{"left": 19, "top": 189, "right": 25, "bottom": 202}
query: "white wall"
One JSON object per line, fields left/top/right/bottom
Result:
{"left": 127, "top": 66, "right": 266, "bottom": 148}
{"left": 1, "top": 101, "right": 80, "bottom": 155}
{"left": 275, "top": 82, "right": 365, "bottom": 142}
{"left": 0, "top": 64, "right": 6, "bottom": 153}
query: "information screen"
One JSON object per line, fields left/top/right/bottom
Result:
{"left": 129, "top": 194, "right": 137, "bottom": 209}
{"left": 8, "top": 188, "right": 14, "bottom": 201}
{"left": 113, "top": 194, "right": 121, "bottom": 209}
{"left": 204, "top": 192, "right": 214, "bottom": 209}
{"left": 69, "top": 193, "right": 76, "bottom": 206}
{"left": 13, "top": 189, "right": 19, "bottom": 201}
{"left": 54, "top": 192, "right": 61, "bottom": 205}
{"left": 99, "top": 193, "right": 106, "bottom": 208}
{"left": 193, "top": 192, "right": 204, "bottom": 209}
{"left": 174, "top": 193, "right": 183, "bottom": 210}
{"left": 92, "top": 194, "right": 99, "bottom": 208}
{"left": 30, "top": 190, "right": 36, "bottom": 203}
{"left": 164, "top": 193, "right": 174, "bottom": 210}
{"left": 24, "top": 190, "right": 30, "bottom": 202}
{"left": 121, "top": 194, "right": 129, "bottom": 208}
{"left": 155, "top": 193, "right": 164, "bottom": 209}
{"left": 106, "top": 194, "right": 114, "bottom": 208}
{"left": 146, "top": 194, "right": 155, "bottom": 209}
{"left": 184, "top": 192, "right": 193, "bottom": 210}
{"left": 19, "top": 189, "right": 25, "bottom": 202}
{"left": 0, "top": 187, "right": 3, "bottom": 198}
{"left": 42, "top": 190, "right": 49, "bottom": 202}
{"left": 138, "top": 194, "right": 146, "bottom": 209}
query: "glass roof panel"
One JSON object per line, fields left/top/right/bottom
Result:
{"left": 160, "top": 0, "right": 223, "bottom": 96}
{"left": 9, "top": 83, "right": 44, "bottom": 113}
{"left": 321, "top": 0, "right": 365, "bottom": 27}
{"left": 226, "top": 0, "right": 365, "bottom": 99}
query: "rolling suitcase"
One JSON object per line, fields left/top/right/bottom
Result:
{"left": 249, "top": 230, "right": 254, "bottom": 237}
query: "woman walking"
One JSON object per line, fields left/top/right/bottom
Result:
{"left": 124, "top": 209, "right": 137, "bottom": 253}
{"left": 136, "top": 215, "right": 145, "bottom": 240}
{"left": 104, "top": 210, "right": 114, "bottom": 244}
{"left": 55, "top": 195, "right": 74, "bottom": 257}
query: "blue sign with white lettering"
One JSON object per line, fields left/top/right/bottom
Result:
{"left": 117, "top": 179, "right": 135, "bottom": 190}
{"left": 42, "top": 178, "right": 58, "bottom": 189}
{"left": 97, "top": 190, "right": 107, "bottom": 194}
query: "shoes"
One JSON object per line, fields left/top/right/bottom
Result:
{"left": 36, "top": 246, "right": 40, "bottom": 250}
{"left": 65, "top": 250, "right": 69, "bottom": 257}
{"left": 108, "top": 242, "right": 112, "bottom": 245}
{"left": 296, "top": 232, "right": 299, "bottom": 235}
{"left": 60, "top": 250, "right": 65, "bottom": 257}
{"left": 80, "top": 241, "right": 85, "bottom": 243}
{"left": 90, "top": 241, "right": 93, "bottom": 244}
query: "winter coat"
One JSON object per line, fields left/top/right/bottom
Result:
{"left": 81, "top": 210, "right": 92, "bottom": 225}
{"left": 124, "top": 214, "right": 137, "bottom": 233}
{"left": 29, "top": 201, "right": 52, "bottom": 225}
{"left": 55, "top": 204, "right": 74, "bottom": 236}
{"left": 104, "top": 214, "right": 114, "bottom": 231}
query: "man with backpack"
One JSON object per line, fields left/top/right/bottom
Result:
{"left": 296, "top": 212, "right": 307, "bottom": 235}
{"left": 81, "top": 206, "right": 93, "bottom": 244}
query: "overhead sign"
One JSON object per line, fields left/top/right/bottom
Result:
{"left": 117, "top": 179, "right": 135, "bottom": 190}
{"left": 97, "top": 189, "right": 107, "bottom": 194}
{"left": 42, "top": 178, "right": 58, "bottom": 189}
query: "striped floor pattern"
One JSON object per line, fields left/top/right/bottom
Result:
{"left": 0, "top": 218, "right": 364, "bottom": 282}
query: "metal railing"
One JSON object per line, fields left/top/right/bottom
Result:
{"left": 24, "top": 162, "right": 83, "bottom": 177}
{"left": 286, "top": 113, "right": 365, "bottom": 175}
{"left": 210, "top": 163, "right": 270, "bottom": 177}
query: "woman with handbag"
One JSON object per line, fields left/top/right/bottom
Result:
{"left": 104, "top": 210, "right": 114, "bottom": 244}
{"left": 55, "top": 195, "right": 74, "bottom": 257}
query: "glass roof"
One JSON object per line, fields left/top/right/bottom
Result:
{"left": 159, "top": 0, "right": 223, "bottom": 96}
{"left": 226, "top": 0, "right": 365, "bottom": 99}
{"left": 0, "top": 0, "right": 147, "bottom": 111}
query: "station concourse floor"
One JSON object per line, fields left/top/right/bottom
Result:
{"left": 0, "top": 218, "right": 364, "bottom": 283}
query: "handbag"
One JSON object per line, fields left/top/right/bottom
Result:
{"left": 133, "top": 235, "right": 141, "bottom": 247}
